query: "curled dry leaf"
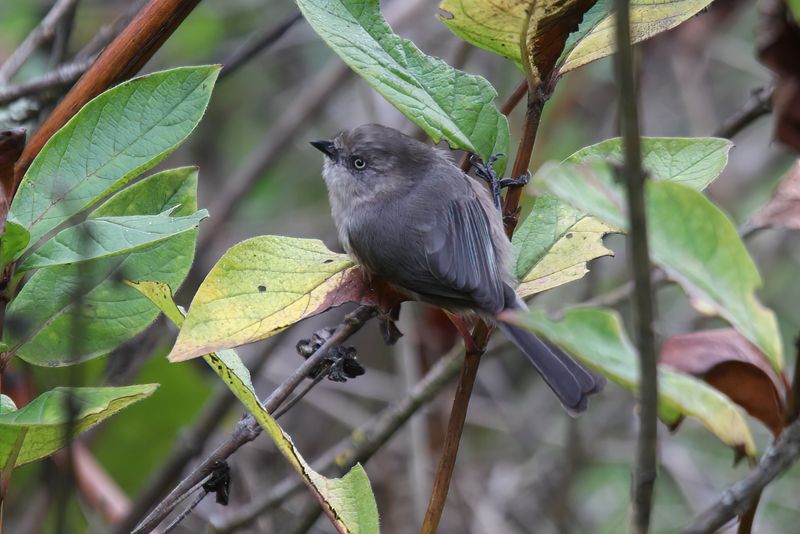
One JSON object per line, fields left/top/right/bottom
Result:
{"left": 751, "top": 160, "right": 800, "bottom": 231}
{"left": 660, "top": 328, "right": 788, "bottom": 437}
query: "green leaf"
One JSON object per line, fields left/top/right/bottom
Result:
{"left": 169, "top": 236, "right": 354, "bottom": 362}
{"left": 130, "top": 281, "right": 379, "bottom": 534}
{"left": 536, "top": 137, "right": 733, "bottom": 229}
{"left": 18, "top": 208, "right": 208, "bottom": 271}
{"left": 557, "top": 0, "right": 715, "bottom": 76}
{"left": 512, "top": 195, "right": 614, "bottom": 297}
{"left": 0, "top": 395, "right": 17, "bottom": 413}
{"left": 4, "top": 168, "right": 200, "bottom": 366}
{"left": 790, "top": 0, "right": 800, "bottom": 22}
{"left": 647, "top": 182, "right": 783, "bottom": 370}
{"left": 0, "top": 385, "right": 157, "bottom": 468}
{"left": 8, "top": 66, "right": 219, "bottom": 246}
{"left": 297, "top": 0, "right": 508, "bottom": 164}
{"left": 0, "top": 220, "right": 29, "bottom": 271}
{"left": 504, "top": 308, "right": 756, "bottom": 456}
{"left": 566, "top": 137, "right": 733, "bottom": 190}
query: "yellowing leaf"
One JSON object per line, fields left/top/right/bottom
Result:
{"left": 0, "top": 385, "right": 157, "bottom": 468}
{"left": 504, "top": 308, "right": 756, "bottom": 457}
{"left": 518, "top": 217, "right": 614, "bottom": 296}
{"left": 131, "top": 281, "right": 379, "bottom": 534}
{"left": 439, "top": 0, "right": 595, "bottom": 84}
{"left": 169, "top": 236, "right": 355, "bottom": 362}
{"left": 512, "top": 195, "right": 614, "bottom": 297}
{"left": 558, "top": 0, "right": 715, "bottom": 75}
{"left": 439, "top": 0, "right": 714, "bottom": 80}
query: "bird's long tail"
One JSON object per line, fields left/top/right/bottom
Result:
{"left": 496, "top": 322, "right": 604, "bottom": 415}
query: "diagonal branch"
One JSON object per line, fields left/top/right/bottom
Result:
{"left": 684, "top": 418, "right": 800, "bottom": 534}
{"left": 130, "top": 305, "right": 376, "bottom": 534}
{"left": 212, "top": 341, "right": 466, "bottom": 533}
{"left": 0, "top": 0, "right": 81, "bottom": 84}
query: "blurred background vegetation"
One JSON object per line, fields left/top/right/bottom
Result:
{"left": 1, "top": 0, "right": 798, "bottom": 532}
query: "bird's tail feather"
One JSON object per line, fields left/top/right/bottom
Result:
{"left": 497, "top": 322, "right": 605, "bottom": 415}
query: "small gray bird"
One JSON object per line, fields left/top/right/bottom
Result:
{"left": 311, "top": 124, "right": 603, "bottom": 414}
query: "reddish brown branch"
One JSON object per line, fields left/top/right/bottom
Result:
{"left": 421, "top": 79, "right": 546, "bottom": 533}
{"left": 12, "top": 0, "right": 203, "bottom": 194}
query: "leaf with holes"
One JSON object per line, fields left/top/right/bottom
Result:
{"left": 297, "top": 0, "right": 508, "bottom": 166}
{"left": 8, "top": 66, "right": 219, "bottom": 246}
{"left": 0, "top": 385, "right": 156, "bottom": 468}
{"left": 503, "top": 308, "right": 756, "bottom": 457}
{"left": 131, "top": 280, "right": 379, "bottom": 534}
{"left": 4, "top": 167, "right": 201, "bottom": 366}
{"left": 512, "top": 195, "right": 614, "bottom": 297}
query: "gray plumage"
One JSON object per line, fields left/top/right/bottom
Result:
{"left": 313, "top": 124, "right": 603, "bottom": 414}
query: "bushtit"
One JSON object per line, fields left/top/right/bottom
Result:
{"left": 312, "top": 124, "right": 603, "bottom": 414}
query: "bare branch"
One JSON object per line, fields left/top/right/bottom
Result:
{"left": 0, "top": 56, "right": 97, "bottom": 107}
{"left": 212, "top": 342, "right": 466, "bottom": 533}
{"left": 111, "top": 332, "right": 284, "bottom": 534}
{"left": 712, "top": 85, "right": 774, "bottom": 140}
{"left": 613, "top": 1, "right": 658, "bottom": 532}
{"left": 684, "top": 418, "right": 800, "bottom": 534}
{"left": 130, "top": 305, "right": 376, "bottom": 534}
{"left": 220, "top": 11, "right": 303, "bottom": 79}
{"left": 0, "top": 0, "right": 81, "bottom": 84}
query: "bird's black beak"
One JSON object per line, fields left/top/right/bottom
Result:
{"left": 310, "top": 140, "right": 338, "bottom": 159}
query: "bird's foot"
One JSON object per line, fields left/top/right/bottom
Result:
{"left": 470, "top": 154, "right": 530, "bottom": 210}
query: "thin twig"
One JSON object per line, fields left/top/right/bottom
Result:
{"left": 219, "top": 11, "right": 303, "bottom": 79}
{"left": 162, "top": 487, "right": 206, "bottom": 534}
{"left": 0, "top": 0, "right": 80, "bottom": 83}
{"left": 683, "top": 417, "right": 800, "bottom": 533}
{"left": 0, "top": 56, "right": 98, "bottom": 107}
{"left": 614, "top": 1, "right": 658, "bottom": 532}
{"left": 712, "top": 85, "right": 774, "bottom": 140}
{"left": 131, "top": 306, "right": 376, "bottom": 534}
{"left": 271, "top": 368, "right": 327, "bottom": 420}
{"left": 213, "top": 342, "right": 466, "bottom": 533}
{"left": 48, "top": 0, "right": 79, "bottom": 68}
{"left": 111, "top": 333, "right": 284, "bottom": 534}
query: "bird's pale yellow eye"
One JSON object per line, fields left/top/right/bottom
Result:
{"left": 352, "top": 157, "right": 367, "bottom": 170}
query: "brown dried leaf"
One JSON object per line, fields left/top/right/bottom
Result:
{"left": 752, "top": 160, "right": 800, "bottom": 230}
{"left": 521, "top": 0, "right": 597, "bottom": 86}
{"left": 660, "top": 328, "right": 788, "bottom": 436}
